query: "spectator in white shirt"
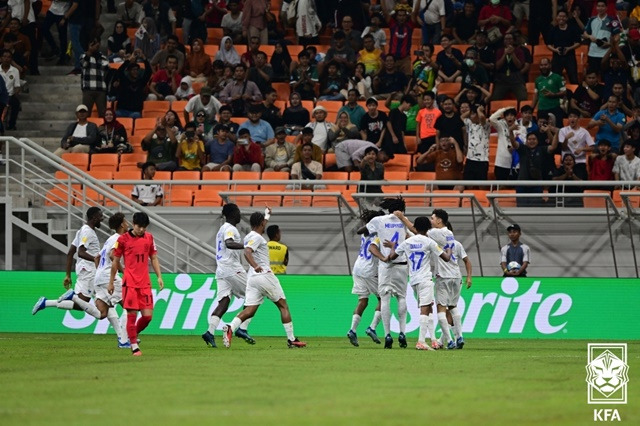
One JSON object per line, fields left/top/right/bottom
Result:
{"left": 132, "top": 161, "right": 164, "bottom": 206}
{"left": 613, "top": 141, "right": 640, "bottom": 184}
{"left": 0, "top": 49, "right": 20, "bottom": 130}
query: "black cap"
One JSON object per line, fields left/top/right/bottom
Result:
{"left": 507, "top": 224, "right": 521, "bottom": 232}
{"left": 301, "top": 127, "right": 314, "bottom": 135}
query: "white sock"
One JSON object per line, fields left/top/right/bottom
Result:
{"left": 57, "top": 300, "right": 74, "bottom": 310}
{"left": 229, "top": 317, "right": 242, "bottom": 333}
{"left": 438, "top": 311, "right": 451, "bottom": 343}
{"left": 381, "top": 293, "right": 391, "bottom": 336}
{"left": 107, "top": 308, "right": 124, "bottom": 341}
{"left": 426, "top": 313, "right": 436, "bottom": 343}
{"left": 45, "top": 300, "right": 57, "bottom": 308}
{"left": 418, "top": 315, "right": 429, "bottom": 343}
{"left": 240, "top": 318, "right": 252, "bottom": 330}
{"left": 119, "top": 312, "right": 128, "bottom": 342}
{"left": 283, "top": 322, "right": 295, "bottom": 340}
{"left": 369, "top": 310, "right": 381, "bottom": 329}
{"left": 72, "top": 295, "right": 101, "bottom": 319}
{"left": 350, "top": 314, "right": 361, "bottom": 332}
{"left": 208, "top": 315, "right": 221, "bottom": 334}
{"left": 451, "top": 307, "right": 463, "bottom": 340}
{"left": 397, "top": 296, "right": 407, "bottom": 333}
{"left": 131, "top": 343, "right": 139, "bottom": 351}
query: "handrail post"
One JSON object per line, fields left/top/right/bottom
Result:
{"left": 622, "top": 193, "right": 639, "bottom": 278}
{"left": 337, "top": 194, "right": 351, "bottom": 275}
{"left": 469, "top": 197, "right": 484, "bottom": 276}
{"left": 605, "top": 197, "right": 619, "bottom": 278}
{"left": 4, "top": 196, "right": 12, "bottom": 270}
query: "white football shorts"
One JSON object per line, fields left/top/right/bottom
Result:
{"left": 412, "top": 279, "right": 435, "bottom": 307}
{"left": 245, "top": 273, "right": 286, "bottom": 306}
{"left": 435, "top": 277, "right": 462, "bottom": 307}
{"left": 378, "top": 263, "right": 408, "bottom": 297}
{"left": 352, "top": 275, "right": 379, "bottom": 297}
{"left": 74, "top": 268, "right": 96, "bottom": 298}
{"left": 216, "top": 270, "right": 248, "bottom": 301}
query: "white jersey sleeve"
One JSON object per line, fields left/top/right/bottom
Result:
{"left": 94, "top": 233, "right": 120, "bottom": 285}
{"left": 215, "top": 223, "right": 245, "bottom": 278}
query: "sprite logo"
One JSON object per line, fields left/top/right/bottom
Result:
{"left": 61, "top": 275, "right": 573, "bottom": 337}
{"left": 392, "top": 277, "right": 572, "bottom": 335}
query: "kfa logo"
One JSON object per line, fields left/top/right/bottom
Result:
{"left": 586, "top": 343, "right": 629, "bottom": 405}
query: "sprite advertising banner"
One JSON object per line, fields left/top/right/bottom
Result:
{"left": 1, "top": 272, "right": 639, "bottom": 339}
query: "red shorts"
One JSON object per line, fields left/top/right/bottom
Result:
{"left": 122, "top": 286, "right": 154, "bottom": 311}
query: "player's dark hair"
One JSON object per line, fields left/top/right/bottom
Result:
{"left": 520, "top": 105, "right": 533, "bottom": 113}
{"left": 109, "top": 212, "right": 126, "bottom": 230}
{"left": 380, "top": 196, "right": 405, "bottom": 213}
{"left": 86, "top": 206, "right": 101, "bottom": 220}
{"left": 250, "top": 212, "right": 265, "bottom": 228}
{"left": 504, "top": 108, "right": 517, "bottom": 117}
{"left": 414, "top": 216, "right": 431, "bottom": 232}
{"left": 363, "top": 146, "right": 378, "bottom": 156}
{"left": 266, "top": 224, "right": 279, "bottom": 240}
{"left": 446, "top": 221, "right": 453, "bottom": 232}
{"left": 133, "top": 212, "right": 150, "bottom": 227}
{"left": 432, "top": 208, "right": 448, "bottom": 224}
{"left": 222, "top": 203, "right": 239, "bottom": 220}
{"left": 360, "top": 209, "right": 385, "bottom": 223}
{"left": 400, "top": 94, "right": 416, "bottom": 106}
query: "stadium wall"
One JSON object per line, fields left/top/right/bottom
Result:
{"left": 3, "top": 272, "right": 639, "bottom": 339}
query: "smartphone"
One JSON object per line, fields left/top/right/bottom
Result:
{"left": 238, "top": 138, "right": 249, "bottom": 145}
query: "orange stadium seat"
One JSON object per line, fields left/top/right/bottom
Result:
{"left": 119, "top": 153, "right": 147, "bottom": 171}
{"left": 90, "top": 154, "right": 119, "bottom": 172}
{"left": 282, "top": 190, "right": 313, "bottom": 207}
{"left": 172, "top": 170, "right": 201, "bottom": 194}
{"left": 61, "top": 153, "right": 89, "bottom": 171}
{"left": 193, "top": 188, "right": 222, "bottom": 206}
{"left": 384, "top": 154, "right": 411, "bottom": 173}
{"left": 229, "top": 171, "right": 260, "bottom": 206}
{"left": 133, "top": 118, "right": 157, "bottom": 135}
{"left": 166, "top": 189, "right": 193, "bottom": 206}
{"left": 171, "top": 100, "right": 188, "bottom": 113}
{"left": 254, "top": 171, "right": 289, "bottom": 206}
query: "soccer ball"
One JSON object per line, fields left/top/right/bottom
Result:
{"left": 507, "top": 261, "right": 521, "bottom": 271}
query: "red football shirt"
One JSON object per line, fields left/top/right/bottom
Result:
{"left": 113, "top": 231, "right": 157, "bottom": 288}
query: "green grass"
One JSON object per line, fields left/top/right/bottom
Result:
{"left": 0, "top": 334, "right": 638, "bottom": 425}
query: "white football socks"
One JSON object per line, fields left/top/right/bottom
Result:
{"left": 283, "top": 322, "right": 295, "bottom": 341}
{"left": 208, "top": 315, "right": 221, "bottom": 334}
{"left": 350, "top": 314, "right": 361, "bottom": 332}
{"left": 72, "top": 295, "right": 101, "bottom": 319}
{"left": 450, "top": 307, "right": 463, "bottom": 340}
{"left": 120, "top": 312, "right": 128, "bottom": 342}
{"left": 229, "top": 317, "right": 242, "bottom": 333}
{"left": 370, "top": 310, "right": 381, "bottom": 330}
{"left": 397, "top": 296, "right": 407, "bottom": 333}
{"left": 380, "top": 293, "right": 392, "bottom": 336}
{"left": 45, "top": 300, "right": 58, "bottom": 308}
{"left": 240, "top": 318, "right": 252, "bottom": 330}
{"left": 438, "top": 311, "right": 451, "bottom": 344}
{"left": 107, "top": 308, "right": 125, "bottom": 341}
{"left": 56, "top": 300, "right": 74, "bottom": 310}
{"left": 418, "top": 315, "right": 429, "bottom": 343}
{"left": 426, "top": 313, "right": 436, "bottom": 343}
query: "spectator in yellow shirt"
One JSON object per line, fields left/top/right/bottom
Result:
{"left": 267, "top": 225, "right": 288, "bottom": 274}
{"left": 358, "top": 34, "right": 383, "bottom": 75}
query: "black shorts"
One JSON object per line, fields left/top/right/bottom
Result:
{"left": 463, "top": 160, "right": 489, "bottom": 180}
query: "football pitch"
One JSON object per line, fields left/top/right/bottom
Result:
{"left": 0, "top": 334, "right": 637, "bottom": 426}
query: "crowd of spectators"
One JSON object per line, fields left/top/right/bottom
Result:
{"left": 24, "top": 1, "right": 640, "bottom": 197}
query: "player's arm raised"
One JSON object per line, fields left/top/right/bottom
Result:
{"left": 393, "top": 211, "right": 416, "bottom": 234}
{"left": 150, "top": 253, "right": 164, "bottom": 290}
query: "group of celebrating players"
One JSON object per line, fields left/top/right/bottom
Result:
{"left": 349, "top": 197, "right": 472, "bottom": 350}
{"left": 31, "top": 196, "right": 471, "bottom": 354}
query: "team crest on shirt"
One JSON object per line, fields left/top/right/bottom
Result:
{"left": 81, "top": 236, "right": 87, "bottom": 243}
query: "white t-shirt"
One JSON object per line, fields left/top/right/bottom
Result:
{"left": 94, "top": 233, "right": 120, "bottom": 285}
{"left": 49, "top": 0, "right": 71, "bottom": 16}
{"left": 71, "top": 224, "right": 100, "bottom": 273}
{"left": 352, "top": 234, "right": 378, "bottom": 278}
{"left": 361, "top": 27, "right": 386, "bottom": 48}
{"left": 559, "top": 126, "right": 594, "bottom": 164}
{"left": 366, "top": 214, "right": 407, "bottom": 262}
{"left": 221, "top": 11, "right": 243, "bottom": 33}
{"left": 72, "top": 123, "right": 88, "bottom": 138}
{"left": 185, "top": 94, "right": 222, "bottom": 120}
{"left": 244, "top": 230, "right": 271, "bottom": 276}
{"left": 8, "top": 0, "right": 35, "bottom": 23}
{"left": 490, "top": 109, "right": 526, "bottom": 169}
{"left": 464, "top": 118, "right": 491, "bottom": 162}
{"left": 131, "top": 183, "right": 163, "bottom": 204}
{"left": 450, "top": 240, "right": 468, "bottom": 279}
{"left": 216, "top": 222, "right": 245, "bottom": 278}
{"left": 612, "top": 155, "right": 640, "bottom": 181}
{"left": 0, "top": 65, "right": 20, "bottom": 96}
{"left": 395, "top": 234, "right": 442, "bottom": 286}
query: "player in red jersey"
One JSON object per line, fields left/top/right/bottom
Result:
{"left": 108, "top": 212, "right": 164, "bottom": 356}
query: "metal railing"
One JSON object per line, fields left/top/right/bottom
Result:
{"left": 1, "top": 137, "right": 216, "bottom": 272}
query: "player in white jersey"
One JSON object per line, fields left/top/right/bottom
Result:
{"left": 222, "top": 209, "right": 306, "bottom": 348}
{"left": 438, "top": 222, "right": 472, "bottom": 349}
{"left": 386, "top": 216, "right": 452, "bottom": 351}
{"left": 32, "top": 207, "right": 105, "bottom": 321}
{"left": 427, "top": 209, "right": 459, "bottom": 349}
{"left": 202, "top": 203, "right": 255, "bottom": 348}
{"left": 347, "top": 209, "right": 385, "bottom": 347}
{"left": 360, "top": 197, "right": 409, "bottom": 349}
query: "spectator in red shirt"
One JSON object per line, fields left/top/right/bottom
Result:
{"left": 233, "top": 128, "right": 264, "bottom": 172}
{"left": 490, "top": 32, "right": 527, "bottom": 101}
{"left": 109, "top": 212, "right": 164, "bottom": 357}
{"left": 383, "top": 3, "right": 415, "bottom": 76}
{"left": 478, "top": 0, "right": 514, "bottom": 43}
{"left": 588, "top": 139, "right": 617, "bottom": 181}
{"left": 148, "top": 54, "right": 181, "bottom": 101}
